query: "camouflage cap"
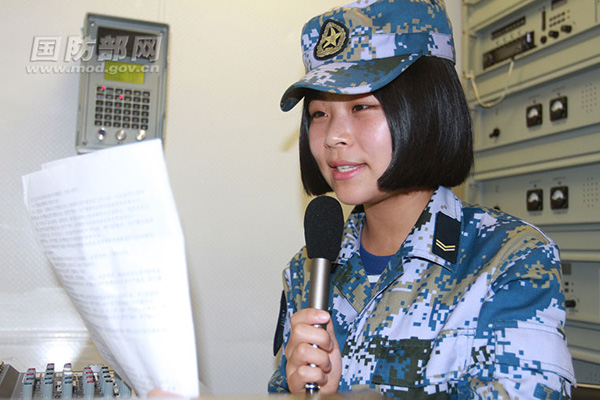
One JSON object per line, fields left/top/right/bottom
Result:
{"left": 280, "top": 0, "right": 455, "bottom": 111}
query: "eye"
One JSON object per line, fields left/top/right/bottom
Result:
{"left": 309, "top": 110, "right": 327, "bottom": 121}
{"left": 352, "top": 104, "right": 371, "bottom": 112}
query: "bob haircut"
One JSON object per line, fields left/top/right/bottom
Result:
{"left": 299, "top": 56, "right": 473, "bottom": 196}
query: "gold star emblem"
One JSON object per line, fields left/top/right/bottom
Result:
{"left": 315, "top": 20, "right": 348, "bottom": 60}
{"left": 322, "top": 26, "right": 343, "bottom": 49}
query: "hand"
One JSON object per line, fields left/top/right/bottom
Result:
{"left": 147, "top": 388, "right": 181, "bottom": 397}
{"left": 284, "top": 308, "right": 342, "bottom": 394}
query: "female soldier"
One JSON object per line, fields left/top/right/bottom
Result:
{"left": 268, "top": 0, "right": 575, "bottom": 398}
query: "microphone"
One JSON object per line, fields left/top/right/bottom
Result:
{"left": 303, "top": 196, "right": 344, "bottom": 394}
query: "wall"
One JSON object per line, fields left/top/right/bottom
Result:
{"left": 0, "top": 0, "right": 462, "bottom": 395}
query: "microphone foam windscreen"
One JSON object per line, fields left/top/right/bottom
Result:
{"left": 304, "top": 196, "right": 344, "bottom": 261}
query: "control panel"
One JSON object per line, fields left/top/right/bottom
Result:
{"left": 562, "top": 262, "right": 600, "bottom": 320}
{"left": 75, "top": 14, "right": 169, "bottom": 153}
{"left": 472, "top": 66, "right": 599, "bottom": 152}
{"left": 471, "top": 66, "right": 600, "bottom": 181}
{"left": 0, "top": 362, "right": 132, "bottom": 399}
{"left": 464, "top": 0, "right": 600, "bottom": 102}
{"left": 467, "top": 163, "right": 600, "bottom": 225}
{"left": 474, "top": 0, "right": 596, "bottom": 71}
{"left": 463, "top": 0, "right": 600, "bottom": 385}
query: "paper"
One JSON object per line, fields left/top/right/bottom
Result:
{"left": 22, "top": 140, "right": 200, "bottom": 398}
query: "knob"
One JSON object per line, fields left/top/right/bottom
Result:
{"left": 136, "top": 129, "right": 147, "bottom": 141}
{"left": 489, "top": 128, "right": 500, "bottom": 139}
{"left": 115, "top": 129, "right": 127, "bottom": 141}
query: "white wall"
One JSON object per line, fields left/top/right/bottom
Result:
{"left": 0, "top": 0, "right": 462, "bottom": 395}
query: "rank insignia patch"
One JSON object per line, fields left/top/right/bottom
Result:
{"left": 432, "top": 212, "right": 460, "bottom": 264}
{"left": 315, "top": 19, "right": 348, "bottom": 60}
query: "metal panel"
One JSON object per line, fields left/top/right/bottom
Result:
{"left": 463, "top": 0, "right": 600, "bottom": 383}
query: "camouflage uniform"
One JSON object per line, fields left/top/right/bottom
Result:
{"left": 269, "top": 186, "right": 575, "bottom": 398}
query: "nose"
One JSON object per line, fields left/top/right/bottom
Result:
{"left": 324, "top": 114, "right": 352, "bottom": 148}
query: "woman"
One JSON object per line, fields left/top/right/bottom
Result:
{"left": 269, "top": 0, "right": 575, "bottom": 398}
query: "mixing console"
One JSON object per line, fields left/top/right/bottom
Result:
{"left": 0, "top": 361, "right": 132, "bottom": 398}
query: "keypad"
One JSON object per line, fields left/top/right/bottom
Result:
{"left": 94, "top": 86, "right": 150, "bottom": 130}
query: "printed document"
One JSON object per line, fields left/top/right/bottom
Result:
{"left": 22, "top": 140, "right": 199, "bottom": 398}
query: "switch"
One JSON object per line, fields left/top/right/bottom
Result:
{"left": 548, "top": 30, "right": 559, "bottom": 38}
{"left": 550, "top": 186, "right": 568, "bottom": 209}
{"left": 561, "top": 24, "right": 572, "bottom": 33}
{"left": 550, "top": 96, "right": 568, "bottom": 121}
{"left": 526, "top": 189, "right": 543, "bottom": 211}
{"left": 526, "top": 104, "right": 543, "bottom": 127}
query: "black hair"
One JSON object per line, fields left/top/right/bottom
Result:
{"left": 298, "top": 56, "right": 473, "bottom": 196}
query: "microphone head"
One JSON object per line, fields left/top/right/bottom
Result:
{"left": 304, "top": 196, "right": 344, "bottom": 261}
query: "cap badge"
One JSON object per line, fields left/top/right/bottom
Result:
{"left": 315, "top": 19, "right": 348, "bottom": 60}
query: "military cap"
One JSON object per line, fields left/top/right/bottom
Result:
{"left": 280, "top": 0, "right": 455, "bottom": 111}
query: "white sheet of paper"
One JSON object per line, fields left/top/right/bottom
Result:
{"left": 22, "top": 140, "right": 199, "bottom": 398}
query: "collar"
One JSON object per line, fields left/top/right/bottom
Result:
{"left": 336, "top": 186, "right": 462, "bottom": 269}
{"left": 332, "top": 187, "right": 463, "bottom": 312}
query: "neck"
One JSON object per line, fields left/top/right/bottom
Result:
{"left": 361, "top": 188, "right": 434, "bottom": 256}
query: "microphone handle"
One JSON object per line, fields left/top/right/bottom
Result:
{"left": 308, "top": 257, "right": 331, "bottom": 327}
{"left": 306, "top": 257, "right": 332, "bottom": 394}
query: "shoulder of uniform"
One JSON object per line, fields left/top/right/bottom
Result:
{"left": 432, "top": 211, "right": 461, "bottom": 264}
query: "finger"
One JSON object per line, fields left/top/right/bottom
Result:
{"left": 294, "top": 342, "right": 333, "bottom": 371}
{"left": 325, "top": 318, "right": 339, "bottom": 348}
{"left": 290, "top": 308, "right": 330, "bottom": 329}
{"left": 147, "top": 388, "right": 181, "bottom": 397}
{"left": 289, "top": 364, "right": 329, "bottom": 393}
{"left": 288, "top": 322, "right": 334, "bottom": 353}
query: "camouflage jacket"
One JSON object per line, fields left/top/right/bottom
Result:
{"left": 268, "top": 186, "right": 575, "bottom": 398}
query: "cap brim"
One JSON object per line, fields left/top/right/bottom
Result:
{"left": 280, "top": 54, "right": 418, "bottom": 111}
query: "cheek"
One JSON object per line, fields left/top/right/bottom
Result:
{"left": 363, "top": 124, "right": 394, "bottom": 166}
{"left": 308, "top": 130, "right": 325, "bottom": 164}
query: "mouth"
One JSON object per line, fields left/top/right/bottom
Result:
{"left": 336, "top": 165, "right": 362, "bottom": 173}
{"left": 329, "top": 161, "right": 365, "bottom": 180}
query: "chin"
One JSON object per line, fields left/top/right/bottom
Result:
{"left": 333, "top": 191, "right": 367, "bottom": 207}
